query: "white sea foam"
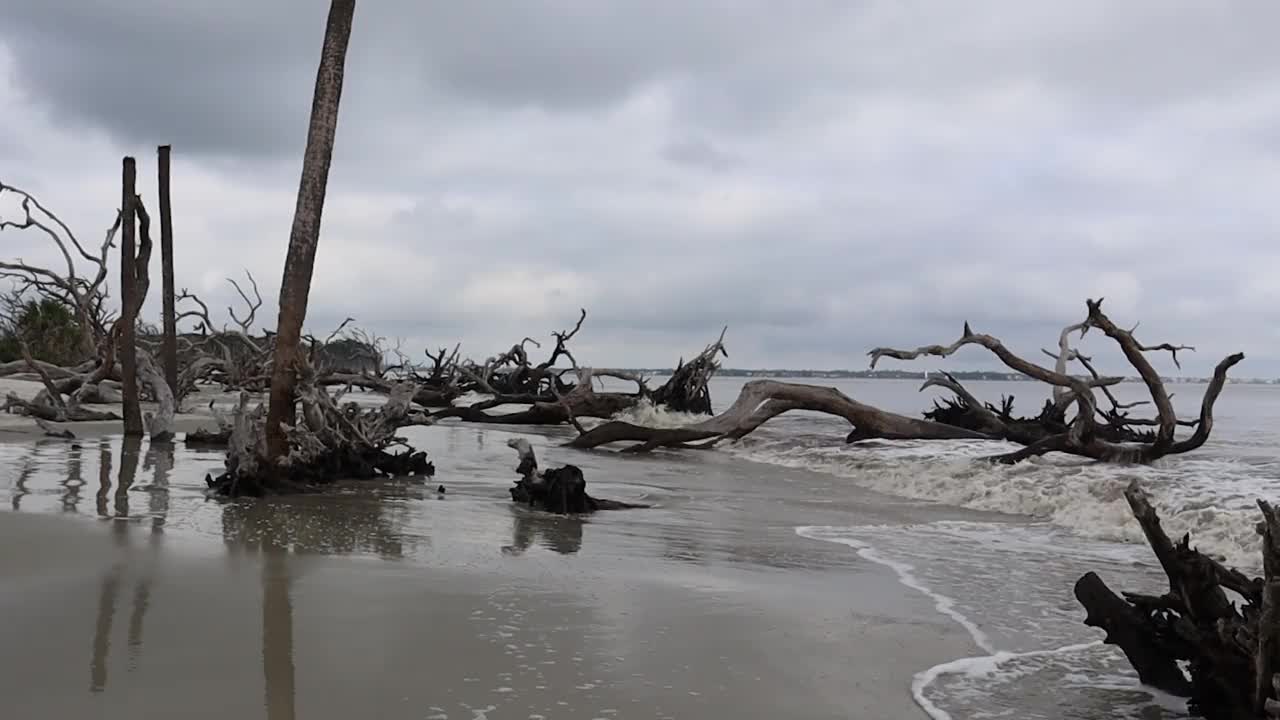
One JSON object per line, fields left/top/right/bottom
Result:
{"left": 608, "top": 399, "right": 707, "bottom": 429}
{"left": 797, "top": 523, "right": 1189, "bottom": 719}
{"left": 756, "top": 437, "right": 1274, "bottom": 569}
{"left": 796, "top": 525, "right": 995, "bottom": 654}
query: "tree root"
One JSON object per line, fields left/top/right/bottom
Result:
{"left": 1074, "top": 482, "right": 1280, "bottom": 719}
{"left": 206, "top": 363, "right": 433, "bottom": 497}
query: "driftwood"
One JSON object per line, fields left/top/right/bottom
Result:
{"left": 425, "top": 311, "right": 725, "bottom": 427}
{"left": 645, "top": 328, "right": 726, "bottom": 415}
{"left": 1075, "top": 482, "right": 1280, "bottom": 719}
{"left": 570, "top": 379, "right": 987, "bottom": 452}
{"left": 506, "top": 438, "right": 647, "bottom": 513}
{"left": 184, "top": 400, "right": 233, "bottom": 446}
{"left": 207, "top": 360, "right": 433, "bottom": 497}
{"left": 568, "top": 299, "right": 1241, "bottom": 465}
{"left": 868, "top": 299, "right": 1242, "bottom": 464}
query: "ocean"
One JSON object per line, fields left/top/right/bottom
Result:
{"left": 1, "top": 375, "right": 1275, "bottom": 718}
{"left": 617, "top": 375, "right": 1280, "bottom": 717}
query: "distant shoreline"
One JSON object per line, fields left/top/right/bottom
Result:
{"left": 617, "top": 369, "right": 1277, "bottom": 385}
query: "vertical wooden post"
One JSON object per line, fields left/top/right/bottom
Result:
{"left": 120, "top": 157, "right": 144, "bottom": 436}
{"left": 158, "top": 145, "right": 178, "bottom": 396}
{"left": 265, "top": 0, "right": 357, "bottom": 461}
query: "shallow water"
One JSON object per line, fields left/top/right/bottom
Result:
{"left": 1, "top": 376, "right": 1276, "bottom": 718}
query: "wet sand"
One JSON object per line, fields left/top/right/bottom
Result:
{"left": 0, "top": 423, "right": 994, "bottom": 719}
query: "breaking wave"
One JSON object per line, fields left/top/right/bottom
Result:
{"left": 797, "top": 523, "right": 1190, "bottom": 719}
{"left": 737, "top": 432, "right": 1277, "bottom": 570}
{"left": 608, "top": 399, "right": 707, "bottom": 429}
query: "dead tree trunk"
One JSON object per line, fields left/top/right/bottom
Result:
{"left": 119, "top": 157, "right": 143, "bottom": 436}
{"left": 562, "top": 300, "right": 1240, "bottom": 464}
{"left": 1074, "top": 482, "right": 1280, "bottom": 720}
{"left": 570, "top": 379, "right": 989, "bottom": 453}
{"left": 210, "top": 362, "right": 432, "bottom": 497}
{"left": 265, "top": 0, "right": 356, "bottom": 461}
{"left": 137, "top": 352, "right": 175, "bottom": 442}
{"left": 158, "top": 144, "right": 178, "bottom": 398}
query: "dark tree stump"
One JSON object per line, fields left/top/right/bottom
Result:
{"left": 506, "top": 438, "right": 647, "bottom": 514}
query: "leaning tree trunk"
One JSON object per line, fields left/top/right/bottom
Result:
{"left": 265, "top": 0, "right": 357, "bottom": 461}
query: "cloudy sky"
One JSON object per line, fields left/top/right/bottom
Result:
{"left": 1, "top": 1, "right": 1278, "bottom": 376}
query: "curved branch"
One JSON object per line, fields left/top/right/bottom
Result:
{"left": 227, "top": 270, "right": 262, "bottom": 333}
{"left": 1168, "top": 352, "right": 1246, "bottom": 455}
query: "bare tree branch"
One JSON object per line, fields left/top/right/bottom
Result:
{"left": 226, "top": 270, "right": 262, "bottom": 333}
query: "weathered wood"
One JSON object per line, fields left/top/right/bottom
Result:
{"left": 869, "top": 300, "right": 1242, "bottom": 465}
{"left": 570, "top": 380, "right": 989, "bottom": 453}
{"left": 136, "top": 351, "right": 175, "bottom": 442}
{"left": 211, "top": 363, "right": 432, "bottom": 497}
{"left": 158, "top": 144, "right": 178, "bottom": 396}
{"left": 1257, "top": 501, "right": 1280, "bottom": 713}
{"left": 506, "top": 438, "right": 647, "bottom": 513}
{"left": 119, "top": 157, "right": 143, "bottom": 436}
{"left": 648, "top": 327, "right": 727, "bottom": 415}
{"left": 265, "top": 0, "right": 356, "bottom": 460}
{"left": 1075, "top": 482, "right": 1280, "bottom": 720}
{"left": 1074, "top": 571, "right": 1192, "bottom": 695}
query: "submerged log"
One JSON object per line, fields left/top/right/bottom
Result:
{"left": 1075, "top": 481, "right": 1280, "bottom": 720}
{"left": 506, "top": 438, "right": 647, "bottom": 514}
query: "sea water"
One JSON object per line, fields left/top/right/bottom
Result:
{"left": 3, "top": 375, "right": 1277, "bottom": 718}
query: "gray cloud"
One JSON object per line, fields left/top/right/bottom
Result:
{"left": 2, "top": 1, "right": 1279, "bottom": 377}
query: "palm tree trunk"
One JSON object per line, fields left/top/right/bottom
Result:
{"left": 264, "top": 0, "right": 356, "bottom": 461}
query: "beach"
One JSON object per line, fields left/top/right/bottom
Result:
{"left": 2, "top": 377, "right": 1271, "bottom": 718}
{"left": 0, "top": 424, "right": 987, "bottom": 720}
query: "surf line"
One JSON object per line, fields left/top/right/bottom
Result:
{"left": 795, "top": 526, "right": 1102, "bottom": 720}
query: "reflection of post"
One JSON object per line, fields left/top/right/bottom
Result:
{"left": 90, "top": 567, "right": 122, "bottom": 692}
{"left": 262, "top": 551, "right": 296, "bottom": 720}
{"left": 62, "top": 442, "right": 85, "bottom": 513}
{"left": 96, "top": 439, "right": 113, "bottom": 518}
{"left": 505, "top": 507, "right": 584, "bottom": 555}
{"left": 116, "top": 435, "right": 143, "bottom": 520}
{"left": 126, "top": 579, "right": 150, "bottom": 671}
{"left": 11, "top": 446, "right": 37, "bottom": 511}
{"left": 146, "top": 440, "right": 173, "bottom": 537}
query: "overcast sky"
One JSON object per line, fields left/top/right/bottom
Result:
{"left": 2, "top": 1, "right": 1278, "bottom": 376}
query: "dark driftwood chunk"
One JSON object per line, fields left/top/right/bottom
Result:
{"left": 1074, "top": 482, "right": 1280, "bottom": 720}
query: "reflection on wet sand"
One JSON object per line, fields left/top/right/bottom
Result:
{"left": 503, "top": 505, "right": 585, "bottom": 555}
{"left": 62, "top": 442, "right": 84, "bottom": 513}
{"left": 219, "top": 492, "right": 414, "bottom": 558}
{"left": 262, "top": 551, "right": 295, "bottom": 720}
{"left": 90, "top": 565, "right": 121, "bottom": 692}
{"left": 10, "top": 440, "right": 40, "bottom": 510}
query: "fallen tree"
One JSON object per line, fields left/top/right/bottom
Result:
{"left": 569, "top": 299, "right": 1242, "bottom": 464}
{"left": 1075, "top": 482, "right": 1280, "bottom": 719}
{"left": 206, "top": 358, "right": 433, "bottom": 497}
{"left": 424, "top": 309, "right": 729, "bottom": 426}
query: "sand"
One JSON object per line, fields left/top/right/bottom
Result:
{"left": 0, "top": 410, "right": 997, "bottom": 719}
{"left": 0, "top": 378, "right": 229, "bottom": 440}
